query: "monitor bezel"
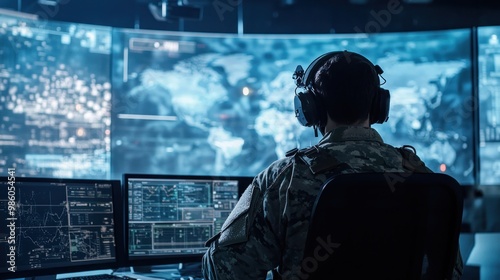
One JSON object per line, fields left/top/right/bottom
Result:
{"left": 123, "top": 173, "right": 253, "bottom": 267}
{"left": 0, "top": 176, "right": 125, "bottom": 279}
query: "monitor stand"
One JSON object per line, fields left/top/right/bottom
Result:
{"left": 131, "top": 263, "right": 203, "bottom": 279}
{"left": 179, "top": 262, "right": 203, "bottom": 278}
{"left": 133, "top": 263, "right": 179, "bottom": 273}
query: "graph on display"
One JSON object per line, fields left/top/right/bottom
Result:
{"left": 0, "top": 178, "right": 119, "bottom": 276}
{"left": 125, "top": 174, "right": 243, "bottom": 262}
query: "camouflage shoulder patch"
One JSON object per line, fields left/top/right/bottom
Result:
{"left": 218, "top": 184, "right": 261, "bottom": 247}
{"left": 296, "top": 145, "right": 346, "bottom": 175}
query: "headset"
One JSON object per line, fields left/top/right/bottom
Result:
{"left": 293, "top": 50, "right": 390, "bottom": 137}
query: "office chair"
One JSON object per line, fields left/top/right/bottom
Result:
{"left": 301, "top": 172, "right": 463, "bottom": 280}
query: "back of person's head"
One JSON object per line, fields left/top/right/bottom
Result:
{"left": 293, "top": 51, "right": 390, "bottom": 136}
{"left": 313, "top": 52, "right": 380, "bottom": 126}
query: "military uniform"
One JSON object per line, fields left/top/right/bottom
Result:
{"left": 202, "top": 126, "right": 463, "bottom": 280}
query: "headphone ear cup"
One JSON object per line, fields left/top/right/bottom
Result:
{"left": 294, "top": 90, "right": 319, "bottom": 127}
{"left": 370, "top": 88, "right": 391, "bottom": 124}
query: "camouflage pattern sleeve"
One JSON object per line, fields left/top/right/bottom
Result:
{"left": 202, "top": 160, "right": 292, "bottom": 280}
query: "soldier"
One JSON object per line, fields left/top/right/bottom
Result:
{"left": 202, "top": 51, "right": 463, "bottom": 279}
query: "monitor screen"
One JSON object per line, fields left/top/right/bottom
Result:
{"left": 0, "top": 11, "right": 112, "bottom": 179}
{"left": 124, "top": 174, "right": 252, "bottom": 265}
{"left": 111, "top": 28, "right": 474, "bottom": 185}
{"left": 478, "top": 26, "right": 500, "bottom": 185}
{"left": 0, "top": 175, "right": 123, "bottom": 278}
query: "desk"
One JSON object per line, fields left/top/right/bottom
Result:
{"left": 57, "top": 269, "right": 165, "bottom": 280}
{"left": 6, "top": 233, "right": 499, "bottom": 280}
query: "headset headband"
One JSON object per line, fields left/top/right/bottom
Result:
{"left": 293, "top": 50, "right": 390, "bottom": 137}
{"left": 294, "top": 50, "right": 383, "bottom": 89}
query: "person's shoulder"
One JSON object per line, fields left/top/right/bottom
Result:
{"left": 282, "top": 145, "right": 353, "bottom": 178}
{"left": 254, "top": 152, "right": 296, "bottom": 188}
{"left": 394, "top": 145, "right": 433, "bottom": 173}
{"left": 268, "top": 152, "right": 296, "bottom": 170}
{"left": 255, "top": 144, "right": 339, "bottom": 189}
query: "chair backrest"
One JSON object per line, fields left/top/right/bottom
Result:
{"left": 301, "top": 172, "right": 463, "bottom": 280}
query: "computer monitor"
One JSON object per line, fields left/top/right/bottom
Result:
{"left": 123, "top": 174, "right": 253, "bottom": 266}
{"left": 0, "top": 176, "right": 124, "bottom": 278}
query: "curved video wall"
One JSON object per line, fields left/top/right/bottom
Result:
{"left": 0, "top": 11, "right": 494, "bottom": 185}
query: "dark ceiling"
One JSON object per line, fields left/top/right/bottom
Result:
{"left": 1, "top": 0, "right": 500, "bottom": 34}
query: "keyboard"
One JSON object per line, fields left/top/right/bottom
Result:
{"left": 59, "top": 274, "right": 137, "bottom": 280}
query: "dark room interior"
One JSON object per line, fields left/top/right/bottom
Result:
{"left": 1, "top": 0, "right": 500, "bottom": 279}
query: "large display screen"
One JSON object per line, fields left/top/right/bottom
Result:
{"left": 111, "top": 29, "right": 474, "bottom": 184}
{"left": 0, "top": 13, "right": 112, "bottom": 179}
{"left": 0, "top": 10, "right": 476, "bottom": 185}
{"left": 478, "top": 26, "right": 500, "bottom": 185}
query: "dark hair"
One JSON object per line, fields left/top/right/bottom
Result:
{"left": 313, "top": 53, "right": 379, "bottom": 125}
